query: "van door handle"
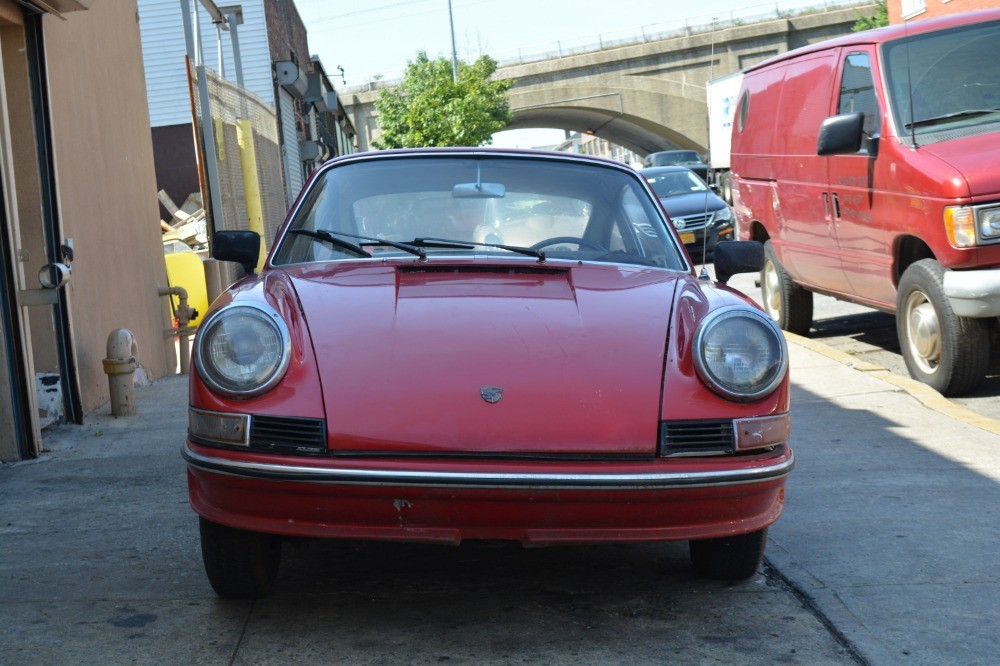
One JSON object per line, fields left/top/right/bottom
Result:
{"left": 832, "top": 193, "right": 841, "bottom": 220}
{"left": 823, "top": 193, "right": 831, "bottom": 219}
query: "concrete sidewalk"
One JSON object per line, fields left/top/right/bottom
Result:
{"left": 769, "top": 338, "right": 1000, "bottom": 665}
{"left": 1, "top": 338, "right": 997, "bottom": 665}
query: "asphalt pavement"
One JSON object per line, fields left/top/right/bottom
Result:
{"left": 1, "top": 332, "right": 998, "bottom": 665}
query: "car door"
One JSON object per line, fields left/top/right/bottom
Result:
{"left": 826, "top": 48, "right": 894, "bottom": 307}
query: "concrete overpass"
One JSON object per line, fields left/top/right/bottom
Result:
{"left": 342, "top": 3, "right": 878, "bottom": 155}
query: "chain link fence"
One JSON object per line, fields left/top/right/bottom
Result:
{"left": 188, "top": 62, "right": 288, "bottom": 282}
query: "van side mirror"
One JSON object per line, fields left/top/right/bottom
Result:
{"left": 817, "top": 112, "right": 864, "bottom": 155}
{"left": 713, "top": 241, "right": 764, "bottom": 285}
{"left": 213, "top": 230, "right": 261, "bottom": 275}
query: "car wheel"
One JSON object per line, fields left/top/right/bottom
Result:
{"left": 761, "top": 240, "right": 812, "bottom": 335}
{"left": 199, "top": 517, "right": 282, "bottom": 599}
{"left": 896, "top": 259, "right": 988, "bottom": 396}
{"left": 689, "top": 528, "right": 767, "bottom": 580}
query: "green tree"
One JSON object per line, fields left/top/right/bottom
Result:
{"left": 374, "top": 52, "right": 513, "bottom": 149}
{"left": 853, "top": 1, "right": 889, "bottom": 32}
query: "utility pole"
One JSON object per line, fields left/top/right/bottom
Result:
{"left": 447, "top": 0, "right": 458, "bottom": 82}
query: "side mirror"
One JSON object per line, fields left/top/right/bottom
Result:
{"left": 713, "top": 240, "right": 764, "bottom": 285}
{"left": 817, "top": 112, "right": 864, "bottom": 155}
{"left": 213, "top": 230, "right": 261, "bottom": 275}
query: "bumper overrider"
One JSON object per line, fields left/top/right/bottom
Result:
{"left": 183, "top": 441, "right": 794, "bottom": 544}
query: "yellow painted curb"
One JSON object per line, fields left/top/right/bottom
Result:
{"left": 784, "top": 331, "right": 1000, "bottom": 437}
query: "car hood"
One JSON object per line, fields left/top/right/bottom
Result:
{"left": 284, "top": 261, "right": 681, "bottom": 455}
{"left": 917, "top": 136, "right": 1000, "bottom": 198}
{"left": 659, "top": 192, "right": 726, "bottom": 219}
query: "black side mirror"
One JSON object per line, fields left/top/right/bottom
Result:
{"left": 713, "top": 241, "right": 764, "bottom": 285}
{"left": 817, "top": 112, "right": 864, "bottom": 155}
{"left": 213, "top": 230, "right": 261, "bottom": 275}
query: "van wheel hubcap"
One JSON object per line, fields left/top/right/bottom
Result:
{"left": 904, "top": 290, "right": 940, "bottom": 374}
{"left": 762, "top": 262, "right": 782, "bottom": 320}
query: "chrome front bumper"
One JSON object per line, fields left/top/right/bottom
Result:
{"left": 182, "top": 442, "right": 794, "bottom": 491}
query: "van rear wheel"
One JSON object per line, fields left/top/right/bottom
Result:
{"left": 761, "top": 241, "right": 812, "bottom": 335}
{"left": 896, "top": 259, "right": 988, "bottom": 396}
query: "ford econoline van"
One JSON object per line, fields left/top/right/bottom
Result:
{"left": 732, "top": 9, "right": 1000, "bottom": 396}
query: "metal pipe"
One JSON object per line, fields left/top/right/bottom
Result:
{"left": 447, "top": 0, "right": 458, "bottom": 82}
{"left": 160, "top": 286, "right": 196, "bottom": 374}
{"left": 103, "top": 329, "right": 138, "bottom": 417}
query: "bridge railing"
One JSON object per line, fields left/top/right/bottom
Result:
{"left": 341, "top": 0, "right": 873, "bottom": 94}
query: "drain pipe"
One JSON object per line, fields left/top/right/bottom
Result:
{"left": 103, "top": 329, "right": 138, "bottom": 416}
{"left": 160, "top": 286, "right": 197, "bottom": 374}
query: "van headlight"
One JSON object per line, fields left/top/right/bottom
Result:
{"left": 194, "top": 302, "right": 291, "bottom": 399}
{"left": 693, "top": 307, "right": 788, "bottom": 401}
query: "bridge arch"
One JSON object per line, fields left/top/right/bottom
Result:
{"left": 342, "top": 5, "right": 876, "bottom": 154}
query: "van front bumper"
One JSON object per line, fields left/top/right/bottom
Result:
{"left": 944, "top": 269, "right": 1000, "bottom": 317}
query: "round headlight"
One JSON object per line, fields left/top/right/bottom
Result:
{"left": 195, "top": 303, "right": 291, "bottom": 398}
{"left": 693, "top": 306, "right": 787, "bottom": 401}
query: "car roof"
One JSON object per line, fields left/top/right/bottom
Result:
{"left": 745, "top": 7, "right": 1000, "bottom": 73}
{"left": 321, "top": 146, "right": 634, "bottom": 173}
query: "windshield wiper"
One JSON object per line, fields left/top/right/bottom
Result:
{"left": 407, "top": 236, "right": 546, "bottom": 262}
{"left": 288, "top": 229, "right": 371, "bottom": 258}
{"left": 306, "top": 229, "right": 427, "bottom": 260}
{"left": 905, "top": 108, "right": 1000, "bottom": 129}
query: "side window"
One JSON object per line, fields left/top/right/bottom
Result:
{"left": 838, "top": 52, "right": 881, "bottom": 145}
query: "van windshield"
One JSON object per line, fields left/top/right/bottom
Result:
{"left": 884, "top": 19, "right": 1000, "bottom": 143}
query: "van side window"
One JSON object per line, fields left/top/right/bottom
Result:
{"left": 838, "top": 53, "right": 881, "bottom": 146}
{"left": 737, "top": 90, "right": 749, "bottom": 133}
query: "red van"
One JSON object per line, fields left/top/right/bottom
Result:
{"left": 732, "top": 9, "right": 1000, "bottom": 396}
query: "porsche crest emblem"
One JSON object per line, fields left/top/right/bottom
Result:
{"left": 480, "top": 386, "right": 503, "bottom": 404}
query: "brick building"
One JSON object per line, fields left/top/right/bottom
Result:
{"left": 888, "top": 0, "right": 999, "bottom": 23}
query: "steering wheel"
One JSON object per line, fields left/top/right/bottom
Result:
{"left": 530, "top": 236, "right": 603, "bottom": 251}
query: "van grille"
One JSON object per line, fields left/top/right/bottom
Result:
{"left": 249, "top": 415, "right": 327, "bottom": 455}
{"left": 659, "top": 420, "right": 734, "bottom": 457}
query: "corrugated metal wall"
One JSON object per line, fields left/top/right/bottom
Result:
{"left": 138, "top": 0, "right": 273, "bottom": 127}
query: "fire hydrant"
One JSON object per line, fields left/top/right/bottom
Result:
{"left": 103, "top": 328, "right": 138, "bottom": 417}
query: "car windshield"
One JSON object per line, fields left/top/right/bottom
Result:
{"left": 659, "top": 151, "right": 702, "bottom": 165}
{"left": 644, "top": 170, "right": 709, "bottom": 198}
{"left": 272, "top": 155, "right": 686, "bottom": 270}
{"left": 883, "top": 19, "right": 1000, "bottom": 143}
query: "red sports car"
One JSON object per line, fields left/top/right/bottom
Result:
{"left": 183, "top": 149, "right": 793, "bottom": 599}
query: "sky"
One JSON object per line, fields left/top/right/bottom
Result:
{"left": 294, "top": 0, "right": 858, "bottom": 147}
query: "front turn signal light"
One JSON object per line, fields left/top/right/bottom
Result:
{"left": 944, "top": 206, "right": 977, "bottom": 248}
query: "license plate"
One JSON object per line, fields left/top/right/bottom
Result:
{"left": 680, "top": 232, "right": 696, "bottom": 244}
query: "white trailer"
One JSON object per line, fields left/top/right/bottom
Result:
{"left": 706, "top": 72, "right": 743, "bottom": 203}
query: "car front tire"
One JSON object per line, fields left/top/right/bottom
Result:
{"left": 689, "top": 528, "right": 767, "bottom": 580}
{"left": 199, "top": 517, "right": 282, "bottom": 600}
{"left": 896, "top": 259, "right": 988, "bottom": 396}
{"left": 761, "top": 240, "right": 812, "bottom": 335}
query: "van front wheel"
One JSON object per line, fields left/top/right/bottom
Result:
{"left": 761, "top": 241, "right": 813, "bottom": 335}
{"left": 897, "top": 260, "right": 988, "bottom": 396}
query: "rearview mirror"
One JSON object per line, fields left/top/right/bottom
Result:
{"left": 713, "top": 241, "right": 764, "bottom": 285}
{"left": 212, "top": 230, "right": 261, "bottom": 275}
{"left": 453, "top": 182, "right": 506, "bottom": 198}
